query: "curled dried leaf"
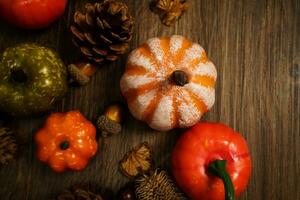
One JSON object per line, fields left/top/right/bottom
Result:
{"left": 120, "top": 142, "right": 152, "bottom": 178}
{"left": 151, "top": 0, "right": 189, "bottom": 26}
{"left": 68, "top": 62, "right": 97, "bottom": 86}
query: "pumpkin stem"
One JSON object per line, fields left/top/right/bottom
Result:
{"left": 11, "top": 69, "right": 28, "bottom": 83}
{"left": 208, "top": 160, "right": 235, "bottom": 200}
{"left": 60, "top": 141, "right": 70, "bottom": 150}
{"left": 172, "top": 70, "right": 189, "bottom": 86}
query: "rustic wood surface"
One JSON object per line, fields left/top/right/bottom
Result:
{"left": 0, "top": 0, "right": 299, "bottom": 199}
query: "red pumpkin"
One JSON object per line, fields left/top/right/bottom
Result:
{"left": 0, "top": 0, "right": 68, "bottom": 29}
{"left": 172, "top": 122, "right": 252, "bottom": 200}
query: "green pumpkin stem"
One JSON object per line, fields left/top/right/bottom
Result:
{"left": 208, "top": 160, "right": 235, "bottom": 200}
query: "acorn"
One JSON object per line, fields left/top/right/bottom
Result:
{"left": 117, "top": 183, "right": 137, "bottom": 200}
{"left": 97, "top": 103, "right": 123, "bottom": 137}
{"left": 68, "top": 62, "right": 97, "bottom": 86}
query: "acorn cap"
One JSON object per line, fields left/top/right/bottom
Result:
{"left": 97, "top": 115, "right": 122, "bottom": 137}
{"left": 97, "top": 103, "right": 124, "bottom": 137}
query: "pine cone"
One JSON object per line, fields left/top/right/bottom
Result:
{"left": 56, "top": 188, "right": 103, "bottom": 200}
{"left": 0, "top": 128, "right": 17, "bottom": 165}
{"left": 135, "top": 170, "right": 186, "bottom": 200}
{"left": 71, "top": 0, "right": 134, "bottom": 64}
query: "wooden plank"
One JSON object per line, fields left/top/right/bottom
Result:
{"left": 0, "top": 0, "right": 299, "bottom": 199}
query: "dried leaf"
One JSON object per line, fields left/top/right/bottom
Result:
{"left": 56, "top": 188, "right": 103, "bottom": 200}
{"left": 151, "top": 0, "right": 188, "bottom": 26}
{"left": 120, "top": 142, "right": 152, "bottom": 178}
{"left": 68, "top": 64, "right": 90, "bottom": 86}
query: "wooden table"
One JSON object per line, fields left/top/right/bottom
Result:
{"left": 0, "top": 0, "right": 299, "bottom": 199}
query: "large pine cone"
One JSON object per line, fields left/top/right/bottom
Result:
{"left": 71, "top": 0, "right": 134, "bottom": 64}
{"left": 0, "top": 128, "right": 17, "bottom": 165}
{"left": 56, "top": 188, "right": 103, "bottom": 200}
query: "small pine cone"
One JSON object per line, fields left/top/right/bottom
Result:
{"left": 0, "top": 128, "right": 17, "bottom": 165}
{"left": 71, "top": 0, "right": 134, "bottom": 64}
{"left": 135, "top": 170, "right": 187, "bottom": 200}
{"left": 56, "top": 188, "right": 103, "bottom": 200}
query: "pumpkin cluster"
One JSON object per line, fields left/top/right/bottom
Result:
{"left": 0, "top": 1, "right": 254, "bottom": 200}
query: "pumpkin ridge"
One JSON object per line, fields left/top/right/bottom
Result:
{"left": 142, "top": 92, "right": 163, "bottom": 123}
{"left": 191, "top": 75, "right": 216, "bottom": 88}
{"left": 125, "top": 64, "right": 154, "bottom": 76}
{"left": 149, "top": 94, "right": 174, "bottom": 130}
{"left": 146, "top": 37, "right": 172, "bottom": 77}
{"left": 186, "top": 83, "right": 215, "bottom": 109}
{"left": 172, "top": 38, "right": 193, "bottom": 66}
{"left": 146, "top": 37, "right": 165, "bottom": 62}
{"left": 177, "top": 44, "right": 206, "bottom": 70}
{"left": 130, "top": 44, "right": 160, "bottom": 71}
{"left": 193, "top": 61, "right": 217, "bottom": 79}
{"left": 124, "top": 81, "right": 159, "bottom": 104}
{"left": 171, "top": 92, "right": 180, "bottom": 128}
{"left": 129, "top": 44, "right": 158, "bottom": 73}
{"left": 159, "top": 37, "right": 174, "bottom": 74}
{"left": 129, "top": 89, "right": 158, "bottom": 121}
{"left": 170, "top": 35, "right": 185, "bottom": 55}
{"left": 190, "top": 51, "right": 209, "bottom": 70}
{"left": 177, "top": 91, "right": 199, "bottom": 128}
{"left": 176, "top": 91, "right": 200, "bottom": 128}
{"left": 186, "top": 90, "right": 208, "bottom": 114}
{"left": 120, "top": 75, "right": 157, "bottom": 93}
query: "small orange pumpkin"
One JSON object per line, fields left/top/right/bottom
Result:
{"left": 35, "top": 111, "right": 98, "bottom": 172}
{"left": 120, "top": 35, "right": 217, "bottom": 131}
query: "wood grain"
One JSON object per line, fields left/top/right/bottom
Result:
{"left": 0, "top": 0, "right": 299, "bottom": 199}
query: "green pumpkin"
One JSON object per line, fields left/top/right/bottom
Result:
{"left": 0, "top": 44, "right": 68, "bottom": 116}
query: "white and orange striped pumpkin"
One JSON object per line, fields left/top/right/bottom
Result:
{"left": 120, "top": 35, "right": 217, "bottom": 131}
